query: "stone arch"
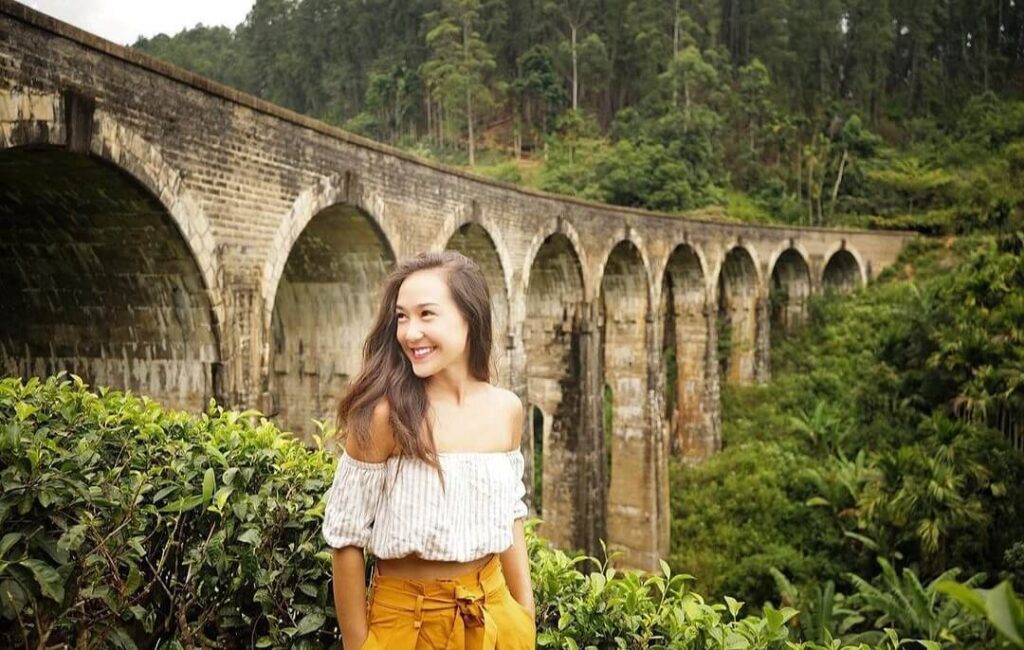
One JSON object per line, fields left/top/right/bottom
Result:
{"left": 263, "top": 173, "right": 397, "bottom": 323}
{"left": 768, "top": 245, "right": 813, "bottom": 331}
{"left": 1, "top": 118, "right": 222, "bottom": 410}
{"left": 662, "top": 244, "right": 716, "bottom": 462}
{"left": 524, "top": 232, "right": 586, "bottom": 551}
{"left": 716, "top": 245, "right": 760, "bottom": 385}
{"left": 265, "top": 185, "right": 396, "bottom": 440}
{"left": 434, "top": 208, "right": 515, "bottom": 303}
{"left": 709, "top": 242, "right": 762, "bottom": 291}
{"left": 92, "top": 112, "right": 223, "bottom": 315}
{"left": 520, "top": 219, "right": 590, "bottom": 299}
{"left": 594, "top": 234, "right": 655, "bottom": 308}
{"left": 822, "top": 244, "right": 866, "bottom": 293}
{"left": 600, "top": 239, "right": 659, "bottom": 571}
{"left": 653, "top": 242, "right": 710, "bottom": 303}
{"left": 444, "top": 222, "right": 511, "bottom": 387}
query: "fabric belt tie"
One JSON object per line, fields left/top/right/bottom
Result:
{"left": 444, "top": 584, "right": 497, "bottom": 649}
{"left": 368, "top": 555, "right": 505, "bottom": 650}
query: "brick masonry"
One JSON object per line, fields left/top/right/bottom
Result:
{"left": 0, "top": 0, "right": 918, "bottom": 570}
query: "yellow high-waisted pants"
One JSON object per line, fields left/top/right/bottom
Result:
{"left": 360, "top": 554, "right": 536, "bottom": 649}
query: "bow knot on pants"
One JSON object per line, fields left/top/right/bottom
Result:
{"left": 454, "top": 585, "right": 487, "bottom": 629}
{"left": 358, "top": 554, "right": 535, "bottom": 649}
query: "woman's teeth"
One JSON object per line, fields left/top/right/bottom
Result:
{"left": 412, "top": 346, "right": 436, "bottom": 360}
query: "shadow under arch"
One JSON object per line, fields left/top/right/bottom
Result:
{"left": 662, "top": 242, "right": 716, "bottom": 462}
{"left": 0, "top": 140, "right": 222, "bottom": 409}
{"left": 600, "top": 239, "right": 661, "bottom": 571}
{"left": 769, "top": 246, "right": 813, "bottom": 332}
{"left": 716, "top": 245, "right": 760, "bottom": 385}
{"left": 265, "top": 191, "right": 396, "bottom": 441}
{"left": 822, "top": 246, "right": 865, "bottom": 293}
{"left": 523, "top": 231, "right": 586, "bottom": 551}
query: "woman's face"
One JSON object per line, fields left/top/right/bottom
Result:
{"left": 395, "top": 269, "right": 470, "bottom": 378}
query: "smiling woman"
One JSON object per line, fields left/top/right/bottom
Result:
{"left": 322, "top": 251, "right": 536, "bottom": 649}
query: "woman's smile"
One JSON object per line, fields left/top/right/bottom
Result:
{"left": 411, "top": 345, "right": 436, "bottom": 361}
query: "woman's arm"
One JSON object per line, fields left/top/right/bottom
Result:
{"left": 499, "top": 390, "right": 535, "bottom": 614}
{"left": 500, "top": 518, "right": 535, "bottom": 614}
{"left": 330, "top": 399, "right": 395, "bottom": 647}
{"left": 332, "top": 547, "right": 369, "bottom": 648}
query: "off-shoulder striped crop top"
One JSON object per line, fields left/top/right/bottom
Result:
{"left": 321, "top": 449, "right": 529, "bottom": 562}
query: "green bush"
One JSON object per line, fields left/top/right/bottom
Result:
{"left": 670, "top": 231, "right": 1024, "bottom": 639}
{"left": 1, "top": 374, "right": 936, "bottom": 649}
{"left": 0, "top": 374, "right": 336, "bottom": 649}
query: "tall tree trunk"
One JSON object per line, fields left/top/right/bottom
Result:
{"left": 672, "top": 0, "right": 680, "bottom": 106}
{"left": 683, "top": 79, "right": 691, "bottom": 130}
{"left": 467, "top": 85, "right": 475, "bottom": 165}
{"left": 426, "top": 96, "right": 433, "bottom": 146}
{"left": 464, "top": 19, "right": 475, "bottom": 166}
{"left": 829, "top": 149, "right": 848, "bottom": 220}
{"left": 571, "top": 24, "right": 579, "bottom": 111}
{"left": 807, "top": 157, "right": 815, "bottom": 225}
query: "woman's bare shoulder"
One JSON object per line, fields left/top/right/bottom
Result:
{"left": 344, "top": 398, "right": 396, "bottom": 462}
{"left": 485, "top": 385, "right": 523, "bottom": 450}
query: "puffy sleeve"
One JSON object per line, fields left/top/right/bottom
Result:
{"left": 509, "top": 449, "right": 529, "bottom": 520}
{"left": 321, "top": 453, "right": 387, "bottom": 549}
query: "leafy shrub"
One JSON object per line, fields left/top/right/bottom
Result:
{"left": 670, "top": 231, "right": 1024, "bottom": 634}
{"left": 2, "top": 374, "right": 939, "bottom": 649}
{"left": 0, "top": 374, "right": 336, "bottom": 649}
{"left": 938, "top": 579, "right": 1024, "bottom": 648}
{"left": 477, "top": 160, "right": 524, "bottom": 184}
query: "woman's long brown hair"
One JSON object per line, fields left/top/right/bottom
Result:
{"left": 335, "top": 251, "right": 494, "bottom": 476}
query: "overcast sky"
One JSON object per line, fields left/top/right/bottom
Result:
{"left": 24, "top": 0, "right": 254, "bottom": 46}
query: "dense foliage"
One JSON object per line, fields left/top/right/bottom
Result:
{"left": 0, "top": 376, "right": 335, "bottom": 648}
{"left": 668, "top": 231, "right": 1024, "bottom": 645}
{"left": 132, "top": 0, "right": 1024, "bottom": 228}
{"left": 4, "top": 374, "right": 993, "bottom": 649}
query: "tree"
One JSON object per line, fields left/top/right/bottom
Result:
{"left": 544, "top": 0, "right": 593, "bottom": 112}
{"left": 661, "top": 45, "right": 719, "bottom": 129}
{"left": 737, "top": 58, "right": 774, "bottom": 156}
{"left": 364, "top": 64, "right": 418, "bottom": 144}
{"left": 512, "top": 45, "right": 566, "bottom": 154}
{"left": 422, "top": 0, "right": 497, "bottom": 164}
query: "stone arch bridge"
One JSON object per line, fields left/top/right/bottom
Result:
{"left": 0, "top": 1, "right": 917, "bottom": 570}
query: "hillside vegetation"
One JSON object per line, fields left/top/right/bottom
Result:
{"left": 133, "top": 0, "right": 1024, "bottom": 231}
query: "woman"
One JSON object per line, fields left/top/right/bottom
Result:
{"left": 322, "top": 250, "right": 536, "bottom": 649}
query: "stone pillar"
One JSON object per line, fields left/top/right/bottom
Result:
{"left": 726, "top": 296, "right": 758, "bottom": 385}
{"left": 605, "top": 304, "right": 660, "bottom": 572}
{"left": 646, "top": 309, "right": 670, "bottom": 566}
{"left": 675, "top": 299, "right": 713, "bottom": 462}
{"left": 227, "top": 280, "right": 265, "bottom": 415}
{"left": 577, "top": 300, "right": 607, "bottom": 562}
{"left": 754, "top": 294, "right": 771, "bottom": 384}
{"left": 507, "top": 298, "right": 532, "bottom": 511}
{"left": 703, "top": 301, "right": 722, "bottom": 454}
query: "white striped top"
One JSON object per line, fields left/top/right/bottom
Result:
{"left": 321, "top": 449, "right": 530, "bottom": 561}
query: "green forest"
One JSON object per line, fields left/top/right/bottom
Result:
{"left": 134, "top": 0, "right": 1024, "bottom": 232}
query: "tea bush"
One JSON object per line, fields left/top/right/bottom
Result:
{"left": 0, "top": 374, "right": 949, "bottom": 648}
{"left": 0, "top": 374, "right": 336, "bottom": 649}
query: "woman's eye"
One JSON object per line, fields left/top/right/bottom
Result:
{"left": 396, "top": 313, "right": 406, "bottom": 321}
{"left": 422, "top": 311, "right": 434, "bottom": 317}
